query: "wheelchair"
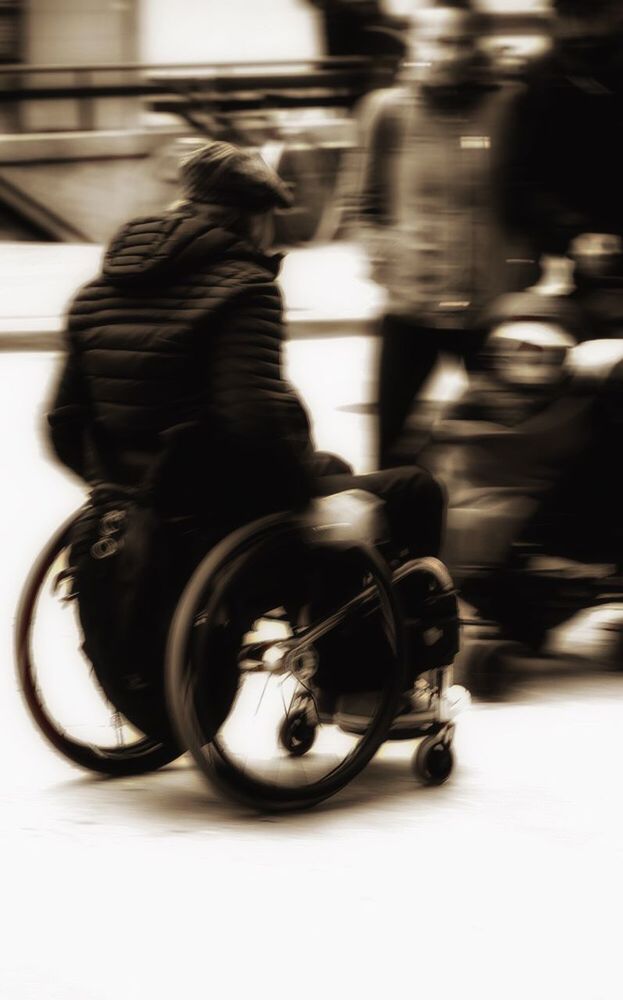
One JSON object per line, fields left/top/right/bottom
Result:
{"left": 15, "top": 490, "right": 464, "bottom": 812}
{"left": 430, "top": 338, "right": 623, "bottom": 699}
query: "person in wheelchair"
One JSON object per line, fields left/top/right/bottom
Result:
{"left": 421, "top": 291, "right": 586, "bottom": 563}
{"left": 46, "top": 139, "right": 456, "bottom": 736}
{"left": 416, "top": 289, "right": 623, "bottom": 684}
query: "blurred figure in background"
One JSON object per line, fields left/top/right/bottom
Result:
{"left": 501, "top": 0, "right": 623, "bottom": 337}
{"left": 417, "top": 289, "right": 623, "bottom": 668}
{"left": 421, "top": 292, "right": 587, "bottom": 573}
{"left": 357, "top": 0, "right": 536, "bottom": 469}
{"left": 306, "top": 0, "right": 409, "bottom": 60}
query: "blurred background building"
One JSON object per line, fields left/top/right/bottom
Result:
{"left": 0, "top": 0, "right": 551, "bottom": 245}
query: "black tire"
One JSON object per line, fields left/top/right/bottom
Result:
{"left": 166, "top": 512, "right": 407, "bottom": 812}
{"left": 413, "top": 736, "right": 454, "bottom": 786}
{"left": 279, "top": 711, "right": 317, "bottom": 757}
{"left": 15, "top": 511, "right": 181, "bottom": 777}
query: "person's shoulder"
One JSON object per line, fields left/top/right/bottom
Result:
{"left": 104, "top": 208, "right": 187, "bottom": 265}
{"left": 357, "top": 83, "right": 410, "bottom": 125}
{"left": 195, "top": 253, "right": 282, "bottom": 306}
{"left": 183, "top": 264, "right": 282, "bottom": 340}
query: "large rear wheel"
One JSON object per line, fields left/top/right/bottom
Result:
{"left": 167, "top": 514, "right": 407, "bottom": 811}
{"left": 16, "top": 512, "right": 181, "bottom": 776}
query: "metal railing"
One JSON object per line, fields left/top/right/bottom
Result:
{"left": 0, "top": 6, "right": 552, "bottom": 131}
{"left": 0, "top": 56, "right": 394, "bottom": 131}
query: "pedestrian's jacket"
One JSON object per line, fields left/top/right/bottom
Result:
{"left": 357, "top": 79, "right": 538, "bottom": 327}
{"left": 47, "top": 205, "right": 314, "bottom": 522}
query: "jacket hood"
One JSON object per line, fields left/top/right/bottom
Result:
{"left": 102, "top": 208, "right": 282, "bottom": 287}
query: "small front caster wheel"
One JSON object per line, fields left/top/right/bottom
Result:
{"left": 413, "top": 737, "right": 454, "bottom": 786}
{"left": 279, "top": 711, "right": 317, "bottom": 757}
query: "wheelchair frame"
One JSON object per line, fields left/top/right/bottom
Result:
{"left": 16, "top": 506, "right": 462, "bottom": 811}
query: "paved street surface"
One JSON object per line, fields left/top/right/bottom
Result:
{"left": 2, "top": 300, "right": 622, "bottom": 999}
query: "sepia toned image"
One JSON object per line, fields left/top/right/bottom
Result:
{"left": 1, "top": 1, "right": 622, "bottom": 997}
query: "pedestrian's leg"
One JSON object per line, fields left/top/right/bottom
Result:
{"left": 377, "top": 317, "right": 439, "bottom": 469}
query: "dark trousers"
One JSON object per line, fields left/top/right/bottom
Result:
{"left": 310, "top": 462, "right": 449, "bottom": 691}
{"left": 378, "top": 314, "right": 487, "bottom": 469}
{"left": 313, "top": 463, "right": 444, "bottom": 561}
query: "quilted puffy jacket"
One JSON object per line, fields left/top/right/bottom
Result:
{"left": 47, "top": 205, "right": 314, "bottom": 521}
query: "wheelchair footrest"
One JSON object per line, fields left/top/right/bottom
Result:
{"left": 330, "top": 684, "right": 470, "bottom": 740}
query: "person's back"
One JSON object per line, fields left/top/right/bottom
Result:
{"left": 48, "top": 144, "right": 313, "bottom": 531}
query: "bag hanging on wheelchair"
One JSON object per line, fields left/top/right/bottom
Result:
{"left": 68, "top": 480, "right": 177, "bottom": 740}
{"left": 63, "top": 416, "right": 228, "bottom": 741}
{"left": 66, "top": 421, "right": 211, "bottom": 741}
